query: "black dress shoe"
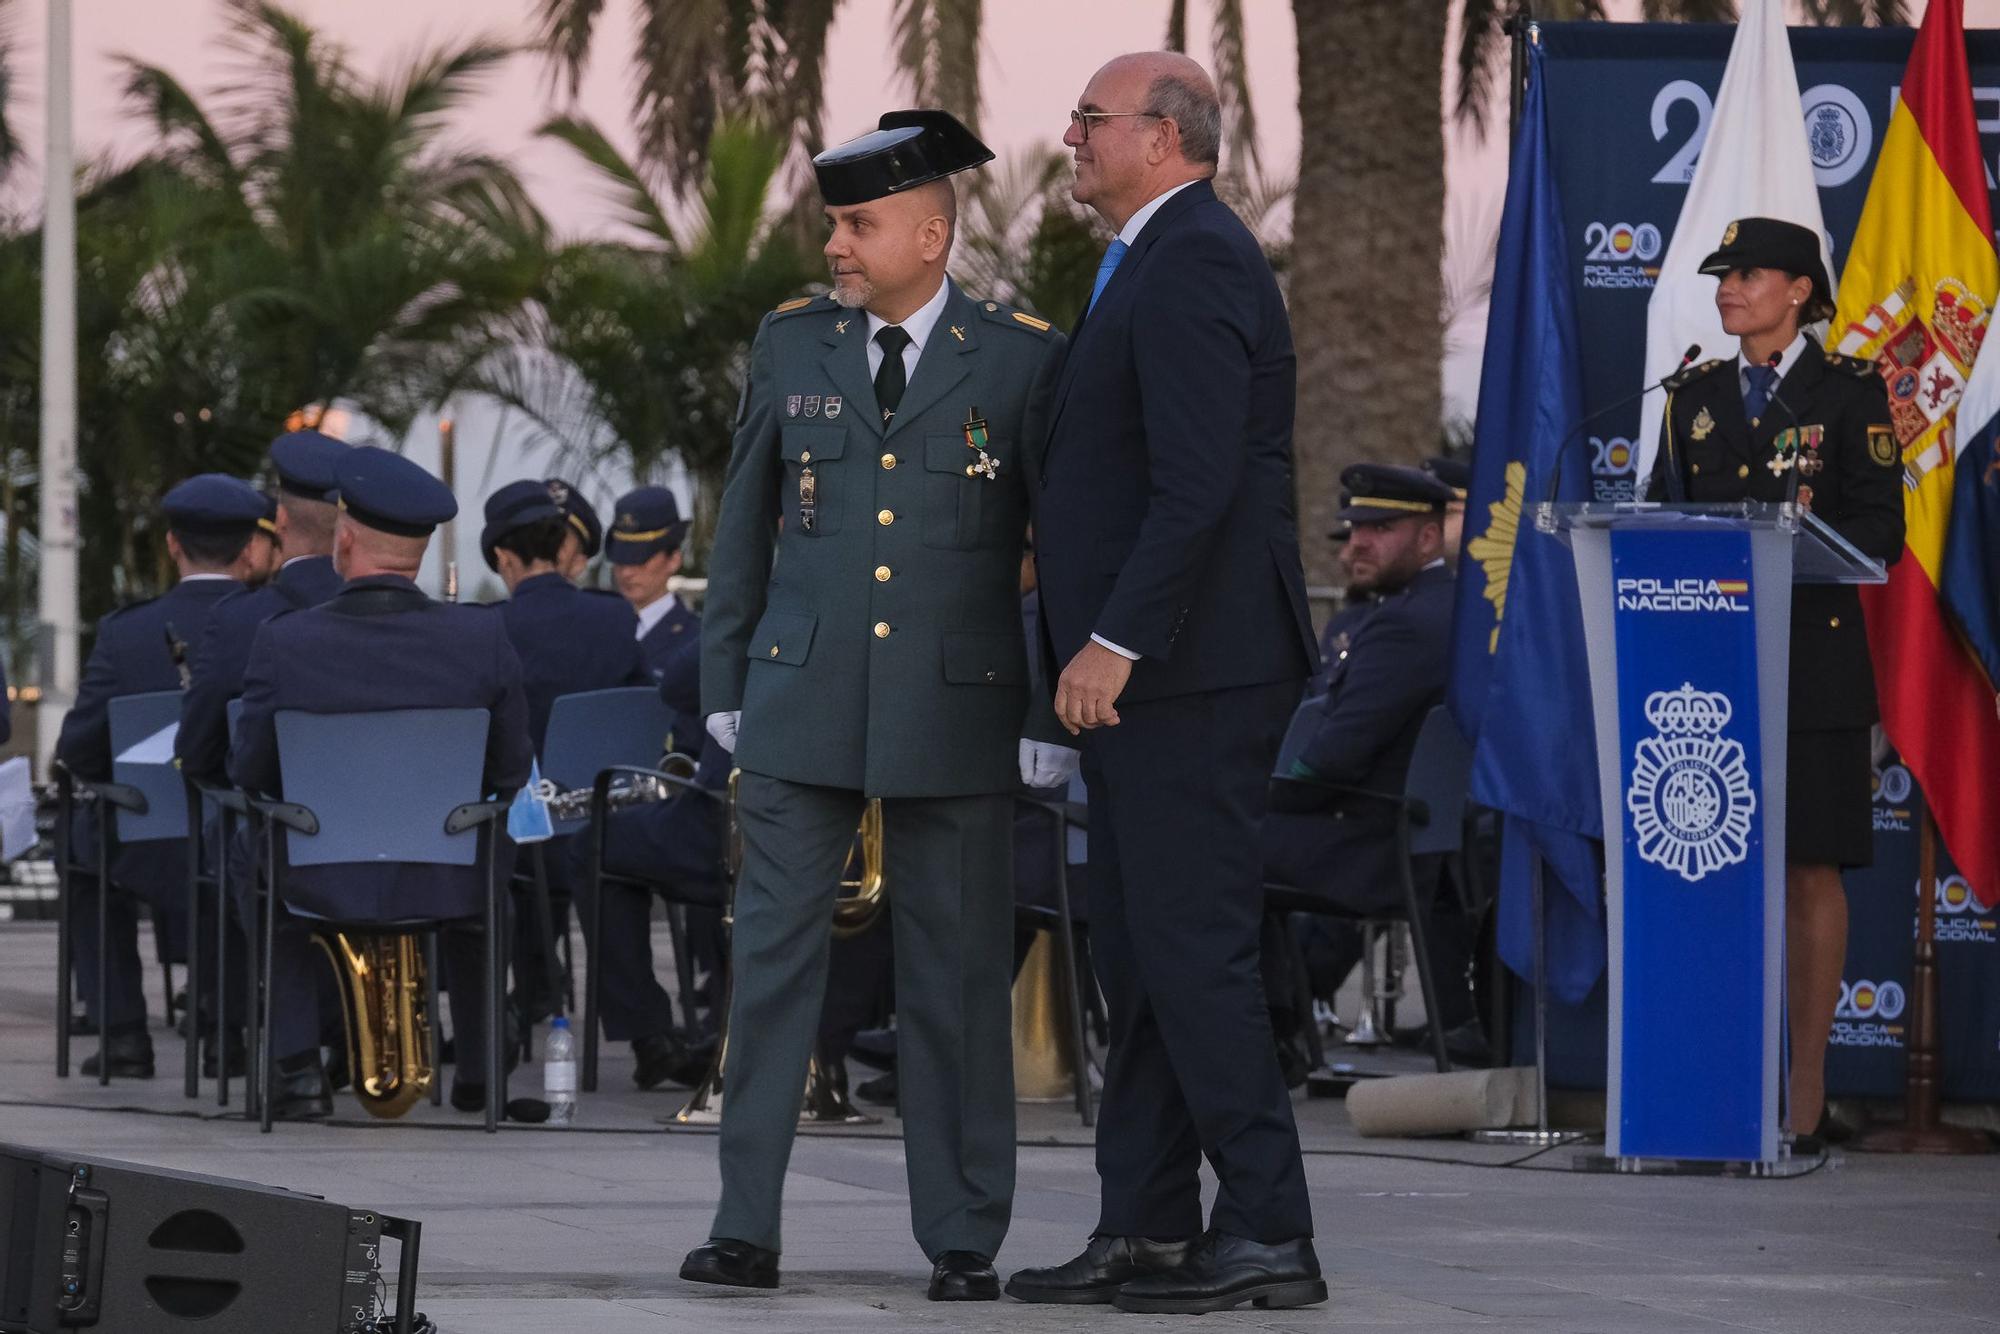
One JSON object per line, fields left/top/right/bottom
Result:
{"left": 928, "top": 1251, "right": 998, "bottom": 1301}
{"left": 271, "top": 1061, "right": 332, "bottom": 1122}
{"left": 680, "top": 1238, "right": 779, "bottom": 1289}
{"left": 1113, "top": 1232, "right": 1326, "bottom": 1314}
{"left": 632, "top": 1033, "right": 710, "bottom": 1091}
{"left": 201, "top": 1034, "right": 246, "bottom": 1080}
{"left": 1005, "top": 1234, "right": 1193, "bottom": 1304}
{"left": 69, "top": 1011, "right": 98, "bottom": 1037}
{"left": 79, "top": 1032, "right": 155, "bottom": 1079}
{"left": 855, "top": 1069, "right": 898, "bottom": 1107}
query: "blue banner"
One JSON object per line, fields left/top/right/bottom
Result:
{"left": 1608, "top": 527, "right": 1769, "bottom": 1161}
{"left": 1537, "top": 21, "right": 2000, "bottom": 497}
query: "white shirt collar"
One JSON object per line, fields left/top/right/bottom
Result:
{"left": 1738, "top": 331, "right": 1810, "bottom": 389}
{"left": 634, "top": 592, "right": 679, "bottom": 641}
{"left": 1117, "top": 180, "right": 1201, "bottom": 246}
{"left": 178, "top": 572, "right": 236, "bottom": 583}
{"left": 866, "top": 276, "right": 951, "bottom": 359}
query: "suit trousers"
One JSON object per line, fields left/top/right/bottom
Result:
{"left": 67, "top": 877, "right": 147, "bottom": 1032}
{"left": 712, "top": 772, "right": 1015, "bottom": 1259}
{"left": 1081, "top": 678, "right": 1313, "bottom": 1242}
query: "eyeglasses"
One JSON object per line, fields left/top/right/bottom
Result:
{"left": 1069, "top": 109, "right": 1161, "bottom": 142}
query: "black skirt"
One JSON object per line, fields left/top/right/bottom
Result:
{"left": 1785, "top": 728, "right": 1874, "bottom": 868}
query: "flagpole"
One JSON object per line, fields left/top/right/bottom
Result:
{"left": 1853, "top": 812, "right": 1989, "bottom": 1154}
{"left": 36, "top": 0, "right": 79, "bottom": 778}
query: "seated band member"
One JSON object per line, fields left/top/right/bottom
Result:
{"left": 482, "top": 479, "right": 650, "bottom": 1020}
{"left": 230, "top": 447, "right": 533, "bottom": 1119}
{"left": 608, "top": 486, "right": 698, "bottom": 695}
{"left": 58, "top": 473, "right": 268, "bottom": 1079}
{"left": 549, "top": 478, "right": 603, "bottom": 585}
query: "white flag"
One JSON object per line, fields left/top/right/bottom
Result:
{"left": 1635, "top": 0, "right": 1832, "bottom": 490}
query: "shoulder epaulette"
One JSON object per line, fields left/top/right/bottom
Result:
{"left": 974, "top": 299, "right": 1058, "bottom": 338}
{"left": 1824, "top": 349, "right": 1877, "bottom": 377}
{"left": 770, "top": 295, "right": 825, "bottom": 320}
{"left": 1665, "top": 358, "right": 1726, "bottom": 392}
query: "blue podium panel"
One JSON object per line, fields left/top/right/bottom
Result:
{"left": 1606, "top": 528, "right": 1772, "bottom": 1162}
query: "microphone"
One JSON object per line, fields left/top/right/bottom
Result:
{"left": 1542, "top": 344, "right": 1702, "bottom": 505}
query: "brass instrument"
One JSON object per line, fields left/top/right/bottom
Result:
{"left": 674, "top": 772, "right": 884, "bottom": 1126}
{"left": 540, "top": 754, "right": 697, "bottom": 823}
{"left": 316, "top": 931, "right": 433, "bottom": 1118}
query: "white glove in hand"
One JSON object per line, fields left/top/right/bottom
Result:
{"left": 1019, "top": 738, "right": 1082, "bottom": 789}
{"left": 706, "top": 711, "right": 741, "bottom": 754}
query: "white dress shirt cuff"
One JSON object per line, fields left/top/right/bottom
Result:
{"left": 1091, "top": 633, "right": 1141, "bottom": 661}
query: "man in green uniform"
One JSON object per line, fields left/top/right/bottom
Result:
{"left": 679, "top": 110, "right": 1072, "bottom": 1301}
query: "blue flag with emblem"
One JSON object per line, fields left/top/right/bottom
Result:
{"left": 1448, "top": 38, "right": 1604, "bottom": 1003}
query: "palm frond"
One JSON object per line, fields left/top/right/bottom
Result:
{"left": 1209, "top": 0, "right": 1258, "bottom": 175}
{"left": 1164, "top": 0, "right": 1187, "bottom": 52}
{"left": 891, "top": 0, "right": 982, "bottom": 134}
{"left": 116, "top": 61, "right": 242, "bottom": 191}
{"left": 533, "top": 0, "right": 608, "bottom": 100}
{"left": 539, "top": 116, "right": 679, "bottom": 251}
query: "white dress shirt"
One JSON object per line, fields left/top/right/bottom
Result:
{"left": 1090, "top": 180, "right": 1203, "bottom": 664}
{"left": 865, "top": 276, "right": 952, "bottom": 382}
{"left": 634, "top": 592, "right": 679, "bottom": 642}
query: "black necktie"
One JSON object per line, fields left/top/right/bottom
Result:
{"left": 874, "top": 325, "right": 912, "bottom": 423}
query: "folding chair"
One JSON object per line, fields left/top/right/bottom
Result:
{"left": 54, "top": 689, "right": 182, "bottom": 1085}
{"left": 578, "top": 763, "right": 726, "bottom": 1094}
{"left": 516, "top": 687, "right": 676, "bottom": 1035}
{"left": 243, "top": 707, "right": 509, "bottom": 1132}
{"left": 1014, "top": 782, "right": 1096, "bottom": 1127}
{"left": 1264, "top": 705, "right": 1474, "bottom": 1075}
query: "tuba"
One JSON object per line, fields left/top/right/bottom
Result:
{"left": 316, "top": 931, "right": 433, "bottom": 1117}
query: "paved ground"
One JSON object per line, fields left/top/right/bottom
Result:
{"left": 2, "top": 920, "right": 1997, "bottom": 1332}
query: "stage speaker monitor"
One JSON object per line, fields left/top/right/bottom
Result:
{"left": 0, "top": 1143, "right": 421, "bottom": 1333}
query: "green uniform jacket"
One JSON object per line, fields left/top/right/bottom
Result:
{"left": 702, "top": 281, "right": 1068, "bottom": 797}
{"left": 1648, "top": 338, "right": 1906, "bottom": 731}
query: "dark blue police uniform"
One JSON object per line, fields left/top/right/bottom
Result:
{"left": 229, "top": 447, "right": 532, "bottom": 1101}
{"left": 58, "top": 474, "right": 265, "bottom": 1048}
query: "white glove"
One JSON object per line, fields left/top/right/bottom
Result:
{"left": 706, "top": 711, "right": 741, "bottom": 754}
{"left": 1019, "top": 738, "right": 1081, "bottom": 789}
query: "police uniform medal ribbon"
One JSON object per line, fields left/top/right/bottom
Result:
{"left": 799, "top": 463, "right": 817, "bottom": 532}
{"left": 963, "top": 405, "right": 998, "bottom": 480}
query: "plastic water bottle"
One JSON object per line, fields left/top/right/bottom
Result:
{"left": 543, "top": 1017, "right": 577, "bottom": 1126}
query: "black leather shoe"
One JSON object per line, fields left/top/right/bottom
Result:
{"left": 633, "top": 1033, "right": 710, "bottom": 1091}
{"left": 79, "top": 1031, "right": 155, "bottom": 1079}
{"left": 202, "top": 1034, "right": 246, "bottom": 1080}
{"left": 680, "top": 1238, "right": 779, "bottom": 1289}
{"left": 928, "top": 1251, "right": 998, "bottom": 1301}
{"left": 1006, "top": 1234, "right": 1193, "bottom": 1304}
{"left": 855, "top": 1069, "right": 898, "bottom": 1107}
{"left": 271, "top": 1060, "right": 332, "bottom": 1122}
{"left": 1113, "top": 1232, "right": 1326, "bottom": 1314}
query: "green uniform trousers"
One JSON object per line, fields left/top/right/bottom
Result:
{"left": 711, "top": 771, "right": 1016, "bottom": 1258}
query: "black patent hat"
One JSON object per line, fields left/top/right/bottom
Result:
{"left": 812, "top": 110, "right": 995, "bottom": 207}
{"left": 1698, "top": 217, "right": 1830, "bottom": 307}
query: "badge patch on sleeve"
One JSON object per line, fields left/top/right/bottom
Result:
{"left": 1867, "top": 423, "right": 1899, "bottom": 468}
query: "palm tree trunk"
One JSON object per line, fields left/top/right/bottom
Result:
{"left": 1290, "top": 0, "right": 1447, "bottom": 592}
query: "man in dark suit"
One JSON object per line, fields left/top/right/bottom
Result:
{"left": 1012, "top": 52, "right": 1324, "bottom": 1315}
{"left": 57, "top": 474, "right": 268, "bottom": 1079}
{"left": 230, "top": 446, "right": 533, "bottom": 1118}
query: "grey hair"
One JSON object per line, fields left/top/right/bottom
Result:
{"left": 1146, "top": 72, "right": 1221, "bottom": 169}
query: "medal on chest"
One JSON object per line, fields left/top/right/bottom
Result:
{"left": 963, "top": 406, "right": 999, "bottom": 480}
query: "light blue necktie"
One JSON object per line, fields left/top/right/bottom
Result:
{"left": 1087, "top": 238, "right": 1129, "bottom": 315}
{"left": 1743, "top": 363, "right": 1778, "bottom": 426}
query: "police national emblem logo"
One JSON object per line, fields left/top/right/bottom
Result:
{"left": 1721, "top": 220, "right": 1739, "bottom": 247}
{"left": 545, "top": 479, "right": 571, "bottom": 506}
{"left": 1626, "top": 683, "right": 1757, "bottom": 883}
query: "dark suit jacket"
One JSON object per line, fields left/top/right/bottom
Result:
{"left": 1264, "top": 564, "right": 1455, "bottom": 915}
{"left": 1648, "top": 340, "right": 1905, "bottom": 730}
{"left": 229, "top": 576, "right": 534, "bottom": 922}
{"left": 1035, "top": 179, "right": 1316, "bottom": 701}
{"left": 178, "top": 555, "right": 344, "bottom": 785}
{"left": 496, "top": 572, "right": 649, "bottom": 751}
{"left": 56, "top": 576, "right": 241, "bottom": 904}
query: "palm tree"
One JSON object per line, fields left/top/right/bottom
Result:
{"left": 478, "top": 117, "right": 815, "bottom": 560}
{"left": 57, "top": 0, "right": 544, "bottom": 613}
{"left": 1288, "top": 0, "right": 1909, "bottom": 588}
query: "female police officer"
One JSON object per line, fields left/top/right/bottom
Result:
{"left": 1646, "top": 216, "right": 1904, "bottom": 1144}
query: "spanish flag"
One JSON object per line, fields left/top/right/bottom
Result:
{"left": 1831, "top": 0, "right": 2000, "bottom": 909}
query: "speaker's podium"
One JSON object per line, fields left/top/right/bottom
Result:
{"left": 1540, "top": 500, "right": 1887, "bottom": 1174}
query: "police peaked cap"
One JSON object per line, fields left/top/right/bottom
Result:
{"left": 1699, "top": 217, "right": 1831, "bottom": 307}
{"left": 479, "top": 479, "right": 567, "bottom": 571}
{"left": 268, "top": 429, "right": 347, "bottom": 502}
{"left": 1335, "top": 463, "right": 1457, "bottom": 527}
{"left": 1423, "top": 456, "right": 1471, "bottom": 499}
{"left": 606, "top": 486, "right": 690, "bottom": 566}
{"left": 812, "top": 109, "right": 995, "bottom": 207}
{"left": 546, "top": 478, "right": 602, "bottom": 559}
{"left": 161, "top": 474, "right": 269, "bottom": 538}
{"left": 334, "top": 446, "right": 457, "bottom": 537}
